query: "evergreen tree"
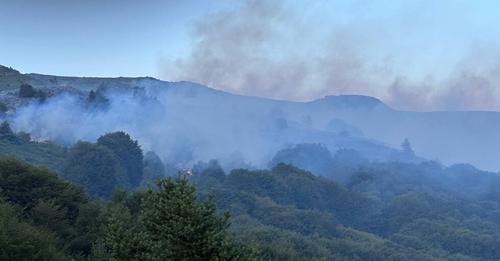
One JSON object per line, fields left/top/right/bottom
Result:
{"left": 143, "top": 176, "right": 243, "bottom": 260}
{"left": 103, "top": 201, "right": 152, "bottom": 261}
{"left": 105, "top": 176, "right": 247, "bottom": 260}
{"left": 401, "top": 138, "right": 415, "bottom": 155}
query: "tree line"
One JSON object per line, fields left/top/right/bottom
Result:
{"left": 3, "top": 127, "right": 500, "bottom": 259}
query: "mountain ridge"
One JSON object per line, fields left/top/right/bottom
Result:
{"left": 2, "top": 65, "right": 500, "bottom": 171}
{"left": 1, "top": 64, "right": 394, "bottom": 110}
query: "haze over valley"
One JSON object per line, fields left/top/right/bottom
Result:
{"left": 2, "top": 65, "right": 499, "bottom": 171}
{"left": 3, "top": 1, "right": 500, "bottom": 260}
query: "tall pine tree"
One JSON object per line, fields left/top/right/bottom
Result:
{"left": 104, "top": 176, "right": 250, "bottom": 260}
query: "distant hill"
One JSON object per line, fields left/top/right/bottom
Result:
{"left": 1, "top": 65, "right": 500, "bottom": 171}
{"left": 0, "top": 65, "right": 29, "bottom": 91}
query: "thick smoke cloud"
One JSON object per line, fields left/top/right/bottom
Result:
{"left": 11, "top": 92, "right": 168, "bottom": 150}
{"left": 160, "top": 0, "right": 386, "bottom": 101}
{"left": 8, "top": 84, "right": 309, "bottom": 169}
{"left": 160, "top": 0, "right": 500, "bottom": 111}
{"left": 385, "top": 48, "right": 500, "bottom": 111}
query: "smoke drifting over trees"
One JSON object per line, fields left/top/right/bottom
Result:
{"left": 4, "top": 74, "right": 500, "bottom": 172}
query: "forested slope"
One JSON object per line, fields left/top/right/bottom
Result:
{"left": 2, "top": 128, "right": 500, "bottom": 260}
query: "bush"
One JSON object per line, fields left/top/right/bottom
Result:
{"left": 18, "top": 83, "right": 46, "bottom": 100}
{"left": 0, "top": 102, "right": 8, "bottom": 113}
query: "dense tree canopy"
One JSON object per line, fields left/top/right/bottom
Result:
{"left": 0, "top": 156, "right": 249, "bottom": 260}
{"left": 104, "top": 176, "right": 246, "bottom": 260}
{"left": 18, "top": 83, "right": 46, "bottom": 100}
{"left": 141, "top": 151, "right": 166, "bottom": 187}
{"left": 63, "top": 141, "right": 125, "bottom": 198}
{"left": 0, "top": 157, "right": 102, "bottom": 257}
{"left": 0, "top": 199, "right": 68, "bottom": 260}
{"left": 3, "top": 128, "right": 500, "bottom": 259}
{"left": 97, "top": 131, "right": 143, "bottom": 187}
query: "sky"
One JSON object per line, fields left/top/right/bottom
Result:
{"left": 2, "top": 0, "right": 500, "bottom": 110}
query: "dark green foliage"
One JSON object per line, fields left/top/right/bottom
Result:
{"left": 102, "top": 198, "right": 151, "bottom": 260}
{"left": 0, "top": 121, "right": 13, "bottom": 137}
{"left": 141, "top": 151, "right": 166, "bottom": 187}
{"left": 5, "top": 128, "right": 500, "bottom": 259}
{"left": 0, "top": 130, "right": 144, "bottom": 198}
{"left": 97, "top": 131, "right": 143, "bottom": 187}
{"left": 269, "top": 144, "right": 368, "bottom": 182}
{"left": 0, "top": 101, "right": 8, "bottom": 113}
{"left": 330, "top": 149, "right": 369, "bottom": 182}
{"left": 0, "top": 121, "right": 19, "bottom": 144}
{"left": 18, "top": 83, "right": 46, "bottom": 100}
{"left": 104, "top": 176, "right": 248, "bottom": 260}
{"left": 0, "top": 130, "right": 66, "bottom": 172}
{"left": 0, "top": 155, "right": 249, "bottom": 260}
{"left": 193, "top": 159, "right": 225, "bottom": 181}
{"left": 18, "top": 83, "right": 37, "bottom": 97}
{"left": 87, "top": 89, "right": 110, "bottom": 108}
{"left": 191, "top": 158, "right": 500, "bottom": 260}
{"left": 0, "top": 157, "right": 103, "bottom": 257}
{"left": 145, "top": 176, "right": 241, "bottom": 260}
{"left": 269, "top": 143, "right": 334, "bottom": 177}
{"left": 0, "top": 157, "right": 86, "bottom": 214}
{"left": 63, "top": 141, "right": 126, "bottom": 198}
{"left": 192, "top": 159, "right": 226, "bottom": 192}
{"left": 0, "top": 199, "right": 68, "bottom": 260}
{"left": 220, "top": 163, "right": 367, "bottom": 224}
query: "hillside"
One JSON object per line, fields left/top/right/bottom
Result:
{"left": 1, "top": 65, "right": 500, "bottom": 171}
{"left": 190, "top": 161, "right": 500, "bottom": 260}
{"left": 0, "top": 101, "right": 498, "bottom": 259}
{"left": 4, "top": 144, "right": 500, "bottom": 259}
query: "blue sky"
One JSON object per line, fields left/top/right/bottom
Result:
{"left": 0, "top": 0, "right": 231, "bottom": 76}
{"left": 2, "top": 0, "right": 500, "bottom": 110}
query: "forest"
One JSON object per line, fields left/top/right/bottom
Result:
{"left": 4, "top": 1, "right": 500, "bottom": 260}
{"left": 2, "top": 125, "right": 500, "bottom": 260}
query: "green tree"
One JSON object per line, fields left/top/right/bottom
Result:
{"left": 0, "top": 121, "right": 13, "bottom": 136}
{"left": 0, "top": 121, "right": 18, "bottom": 143}
{"left": 102, "top": 196, "right": 151, "bottom": 261}
{"left": 63, "top": 141, "right": 126, "bottom": 198}
{"left": 0, "top": 156, "right": 102, "bottom": 256}
{"left": 87, "top": 89, "right": 110, "bottom": 108}
{"left": 401, "top": 138, "right": 415, "bottom": 156}
{"left": 0, "top": 157, "right": 86, "bottom": 216}
{"left": 143, "top": 176, "right": 243, "bottom": 260}
{"left": 97, "top": 132, "right": 143, "bottom": 187}
{"left": 18, "top": 83, "right": 38, "bottom": 98}
{"left": 141, "top": 151, "right": 166, "bottom": 187}
{"left": 0, "top": 102, "right": 8, "bottom": 113}
{"left": 0, "top": 199, "right": 68, "bottom": 261}
{"left": 105, "top": 176, "right": 247, "bottom": 260}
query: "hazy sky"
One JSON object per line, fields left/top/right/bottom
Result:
{"left": 2, "top": 0, "right": 500, "bottom": 110}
